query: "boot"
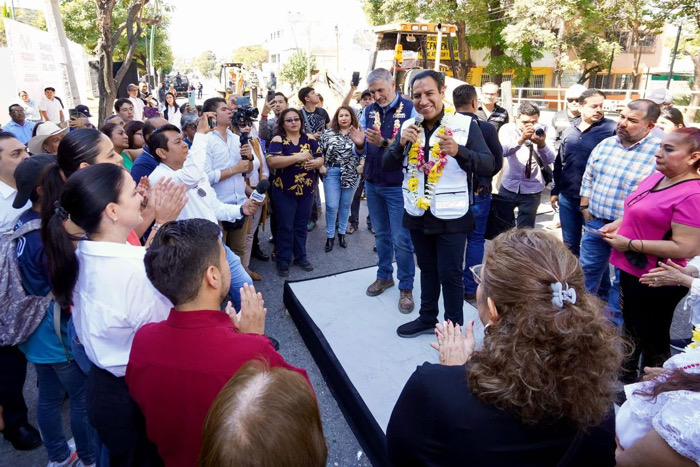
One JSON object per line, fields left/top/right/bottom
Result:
{"left": 338, "top": 233, "right": 347, "bottom": 248}
{"left": 325, "top": 237, "right": 334, "bottom": 252}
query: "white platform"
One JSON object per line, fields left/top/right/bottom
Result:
{"left": 287, "top": 265, "right": 485, "bottom": 433}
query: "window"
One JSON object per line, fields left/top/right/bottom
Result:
{"left": 480, "top": 73, "right": 491, "bottom": 86}
{"left": 501, "top": 73, "right": 513, "bottom": 82}
{"left": 590, "top": 74, "right": 610, "bottom": 89}
{"left": 614, "top": 74, "right": 634, "bottom": 90}
{"left": 530, "top": 74, "right": 545, "bottom": 96}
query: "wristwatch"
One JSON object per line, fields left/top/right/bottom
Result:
{"left": 380, "top": 138, "right": 389, "bottom": 149}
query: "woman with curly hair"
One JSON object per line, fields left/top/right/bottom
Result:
{"left": 386, "top": 229, "right": 623, "bottom": 466}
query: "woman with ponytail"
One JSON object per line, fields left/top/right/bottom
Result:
{"left": 42, "top": 163, "right": 182, "bottom": 466}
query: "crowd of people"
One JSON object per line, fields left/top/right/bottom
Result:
{"left": 0, "top": 67, "right": 699, "bottom": 466}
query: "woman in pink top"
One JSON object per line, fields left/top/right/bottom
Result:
{"left": 600, "top": 128, "right": 700, "bottom": 383}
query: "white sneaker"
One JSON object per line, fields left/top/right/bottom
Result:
{"left": 46, "top": 449, "right": 78, "bottom": 467}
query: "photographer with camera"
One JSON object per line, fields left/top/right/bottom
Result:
{"left": 231, "top": 108, "right": 269, "bottom": 281}
{"left": 498, "top": 102, "right": 556, "bottom": 228}
{"left": 203, "top": 98, "right": 254, "bottom": 260}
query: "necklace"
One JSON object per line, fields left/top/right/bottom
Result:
{"left": 405, "top": 117, "right": 453, "bottom": 210}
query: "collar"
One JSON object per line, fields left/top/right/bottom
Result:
{"left": 165, "top": 309, "right": 238, "bottom": 330}
{"left": 0, "top": 180, "right": 16, "bottom": 199}
{"left": 211, "top": 127, "right": 234, "bottom": 142}
{"left": 478, "top": 103, "right": 501, "bottom": 112}
{"left": 6, "top": 120, "right": 28, "bottom": 127}
{"left": 77, "top": 240, "right": 146, "bottom": 259}
{"left": 421, "top": 109, "right": 446, "bottom": 131}
{"left": 615, "top": 132, "right": 657, "bottom": 150}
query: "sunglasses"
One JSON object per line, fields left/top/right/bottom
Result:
{"left": 469, "top": 264, "right": 484, "bottom": 285}
{"left": 284, "top": 118, "right": 301, "bottom": 123}
{"left": 567, "top": 98, "right": 578, "bottom": 103}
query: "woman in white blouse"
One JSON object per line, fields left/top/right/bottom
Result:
{"left": 162, "top": 92, "right": 182, "bottom": 128}
{"left": 42, "top": 163, "right": 179, "bottom": 465}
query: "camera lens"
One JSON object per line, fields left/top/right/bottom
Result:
{"left": 535, "top": 128, "right": 545, "bottom": 137}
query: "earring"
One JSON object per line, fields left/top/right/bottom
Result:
{"left": 113, "top": 217, "right": 118, "bottom": 224}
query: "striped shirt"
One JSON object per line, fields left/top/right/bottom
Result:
{"left": 579, "top": 133, "right": 660, "bottom": 220}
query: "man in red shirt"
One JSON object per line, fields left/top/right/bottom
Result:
{"left": 126, "top": 219, "right": 310, "bottom": 467}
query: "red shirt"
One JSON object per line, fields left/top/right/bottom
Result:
{"left": 125, "top": 309, "right": 310, "bottom": 467}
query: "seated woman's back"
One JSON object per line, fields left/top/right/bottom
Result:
{"left": 387, "top": 229, "right": 623, "bottom": 466}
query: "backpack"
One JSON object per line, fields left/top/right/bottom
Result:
{"left": 0, "top": 219, "right": 54, "bottom": 346}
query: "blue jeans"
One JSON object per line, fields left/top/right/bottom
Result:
{"left": 364, "top": 181, "right": 415, "bottom": 290}
{"left": 463, "top": 193, "right": 490, "bottom": 294}
{"left": 272, "top": 188, "right": 315, "bottom": 266}
{"left": 223, "top": 241, "right": 252, "bottom": 311}
{"left": 324, "top": 167, "right": 355, "bottom": 237}
{"left": 35, "top": 361, "right": 95, "bottom": 464}
{"left": 580, "top": 218, "right": 621, "bottom": 324}
{"left": 559, "top": 193, "right": 583, "bottom": 257}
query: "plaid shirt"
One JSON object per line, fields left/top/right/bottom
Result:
{"left": 580, "top": 133, "right": 660, "bottom": 220}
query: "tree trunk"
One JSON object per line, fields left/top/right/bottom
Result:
{"left": 455, "top": 20, "right": 469, "bottom": 81}
{"left": 686, "top": 52, "right": 700, "bottom": 123}
{"left": 491, "top": 44, "right": 504, "bottom": 85}
{"left": 96, "top": 0, "right": 117, "bottom": 124}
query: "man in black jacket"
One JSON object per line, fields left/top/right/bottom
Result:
{"left": 382, "top": 71, "right": 494, "bottom": 337}
{"left": 453, "top": 85, "right": 503, "bottom": 302}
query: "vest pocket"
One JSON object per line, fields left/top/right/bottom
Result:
{"left": 432, "top": 190, "right": 469, "bottom": 219}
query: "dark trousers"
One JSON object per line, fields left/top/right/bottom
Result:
{"left": 0, "top": 345, "right": 29, "bottom": 432}
{"left": 272, "top": 188, "right": 314, "bottom": 265}
{"left": 86, "top": 366, "right": 163, "bottom": 467}
{"left": 620, "top": 270, "right": 688, "bottom": 383}
{"left": 349, "top": 178, "right": 371, "bottom": 228}
{"left": 498, "top": 186, "right": 541, "bottom": 229}
{"left": 410, "top": 230, "right": 468, "bottom": 326}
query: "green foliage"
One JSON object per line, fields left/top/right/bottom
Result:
{"left": 59, "top": 0, "right": 173, "bottom": 74}
{"left": 232, "top": 45, "right": 269, "bottom": 68}
{"left": 0, "top": 7, "right": 46, "bottom": 46}
{"left": 195, "top": 50, "right": 217, "bottom": 77}
{"left": 279, "top": 50, "right": 316, "bottom": 88}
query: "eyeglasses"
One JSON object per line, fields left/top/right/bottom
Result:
{"left": 482, "top": 93, "right": 498, "bottom": 97}
{"left": 10, "top": 109, "right": 24, "bottom": 113}
{"left": 284, "top": 118, "right": 301, "bottom": 123}
{"left": 567, "top": 98, "right": 579, "bottom": 103}
{"left": 469, "top": 264, "right": 484, "bottom": 285}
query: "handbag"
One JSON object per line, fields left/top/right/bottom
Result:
{"left": 485, "top": 193, "right": 516, "bottom": 240}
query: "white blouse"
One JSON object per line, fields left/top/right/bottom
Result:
{"left": 72, "top": 240, "right": 171, "bottom": 377}
{"left": 616, "top": 349, "right": 700, "bottom": 464}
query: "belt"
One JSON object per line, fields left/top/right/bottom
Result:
{"left": 593, "top": 216, "right": 615, "bottom": 224}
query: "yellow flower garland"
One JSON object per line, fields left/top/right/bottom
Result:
{"left": 406, "top": 122, "right": 451, "bottom": 210}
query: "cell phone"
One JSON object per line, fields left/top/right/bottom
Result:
{"left": 188, "top": 91, "right": 196, "bottom": 109}
{"left": 68, "top": 108, "right": 80, "bottom": 119}
{"left": 582, "top": 225, "right": 606, "bottom": 237}
{"left": 351, "top": 71, "right": 360, "bottom": 87}
{"left": 236, "top": 96, "right": 251, "bottom": 107}
{"left": 208, "top": 117, "right": 216, "bottom": 129}
{"left": 267, "top": 90, "right": 276, "bottom": 102}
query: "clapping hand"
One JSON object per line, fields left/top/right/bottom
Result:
{"left": 430, "top": 320, "right": 475, "bottom": 366}
{"left": 349, "top": 124, "right": 365, "bottom": 147}
{"left": 229, "top": 283, "right": 267, "bottom": 335}
{"left": 640, "top": 260, "right": 694, "bottom": 288}
{"left": 153, "top": 177, "right": 188, "bottom": 224}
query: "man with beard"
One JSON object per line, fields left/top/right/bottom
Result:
{"left": 579, "top": 99, "right": 661, "bottom": 325}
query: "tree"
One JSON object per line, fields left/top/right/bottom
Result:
{"left": 232, "top": 45, "right": 269, "bottom": 68}
{"left": 195, "top": 50, "right": 217, "bottom": 78}
{"left": 279, "top": 50, "right": 317, "bottom": 89}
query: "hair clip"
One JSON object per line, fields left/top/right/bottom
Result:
{"left": 551, "top": 282, "right": 576, "bottom": 308}
{"left": 53, "top": 202, "right": 70, "bottom": 222}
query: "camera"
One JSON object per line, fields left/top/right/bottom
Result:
{"left": 534, "top": 123, "right": 546, "bottom": 137}
{"left": 232, "top": 106, "right": 259, "bottom": 127}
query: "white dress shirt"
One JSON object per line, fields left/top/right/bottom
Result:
{"left": 0, "top": 181, "right": 30, "bottom": 233}
{"left": 149, "top": 133, "right": 245, "bottom": 224}
{"left": 72, "top": 240, "right": 172, "bottom": 377}
{"left": 130, "top": 97, "right": 145, "bottom": 121}
{"left": 205, "top": 129, "right": 248, "bottom": 205}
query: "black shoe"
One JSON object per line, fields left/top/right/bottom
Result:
{"left": 670, "top": 337, "right": 693, "bottom": 351}
{"left": 397, "top": 319, "right": 437, "bottom": 338}
{"left": 368, "top": 225, "right": 375, "bottom": 235}
{"left": 252, "top": 246, "right": 270, "bottom": 262}
{"left": 373, "top": 246, "right": 377, "bottom": 252}
{"left": 3, "top": 422, "right": 42, "bottom": 451}
{"left": 267, "top": 336, "right": 280, "bottom": 351}
{"left": 338, "top": 233, "right": 347, "bottom": 248}
{"left": 276, "top": 263, "right": 289, "bottom": 277}
{"left": 464, "top": 292, "right": 476, "bottom": 302}
{"left": 325, "top": 238, "right": 334, "bottom": 252}
{"left": 294, "top": 260, "right": 314, "bottom": 272}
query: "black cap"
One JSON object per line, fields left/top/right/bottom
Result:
{"left": 44, "top": 87, "right": 56, "bottom": 92}
{"left": 75, "top": 104, "right": 92, "bottom": 117}
{"left": 361, "top": 89, "right": 372, "bottom": 99}
{"left": 12, "top": 154, "right": 55, "bottom": 209}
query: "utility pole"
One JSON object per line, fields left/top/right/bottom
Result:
{"left": 667, "top": 23, "right": 682, "bottom": 90}
{"left": 44, "top": 0, "right": 81, "bottom": 107}
{"left": 335, "top": 25, "right": 339, "bottom": 74}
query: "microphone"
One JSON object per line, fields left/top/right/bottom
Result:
{"left": 403, "top": 114, "right": 424, "bottom": 157}
{"left": 250, "top": 179, "right": 270, "bottom": 204}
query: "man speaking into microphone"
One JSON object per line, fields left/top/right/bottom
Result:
{"left": 383, "top": 70, "right": 494, "bottom": 338}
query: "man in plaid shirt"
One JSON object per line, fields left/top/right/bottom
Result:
{"left": 579, "top": 99, "right": 661, "bottom": 325}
